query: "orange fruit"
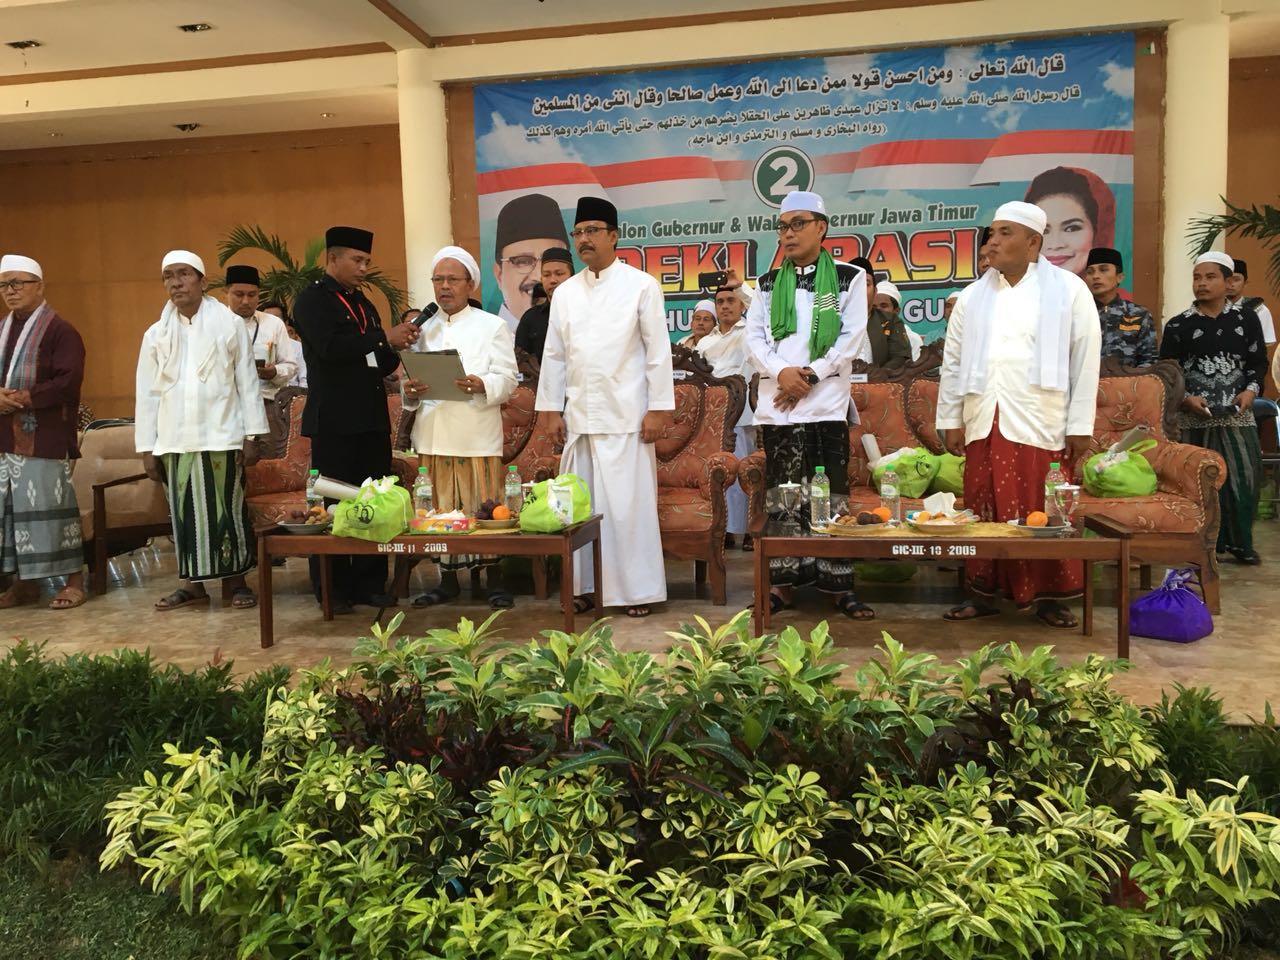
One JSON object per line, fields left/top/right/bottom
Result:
{"left": 1026, "top": 511, "right": 1049, "bottom": 527}
{"left": 492, "top": 504, "right": 512, "bottom": 520}
{"left": 872, "top": 507, "right": 892, "bottom": 522}
{"left": 915, "top": 511, "right": 933, "bottom": 522}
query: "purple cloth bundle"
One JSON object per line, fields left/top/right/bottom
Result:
{"left": 1130, "top": 569, "right": 1213, "bottom": 644}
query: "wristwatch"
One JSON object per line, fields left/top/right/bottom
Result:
{"left": 804, "top": 372, "right": 820, "bottom": 385}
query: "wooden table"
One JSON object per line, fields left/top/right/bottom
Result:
{"left": 753, "top": 516, "right": 1133, "bottom": 657}
{"left": 256, "top": 515, "right": 604, "bottom": 648}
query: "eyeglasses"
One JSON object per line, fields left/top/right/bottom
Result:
{"left": 570, "top": 225, "right": 609, "bottom": 239}
{"left": 431, "top": 275, "right": 470, "bottom": 286}
{"left": 497, "top": 255, "right": 541, "bottom": 273}
{"left": 777, "top": 217, "right": 819, "bottom": 236}
{"left": 0, "top": 279, "right": 39, "bottom": 292}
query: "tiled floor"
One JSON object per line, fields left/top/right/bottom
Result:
{"left": 2, "top": 525, "right": 1275, "bottom": 720}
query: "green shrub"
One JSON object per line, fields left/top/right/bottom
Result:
{"left": 100, "top": 613, "right": 1280, "bottom": 959}
{"left": 0, "top": 641, "right": 288, "bottom": 866}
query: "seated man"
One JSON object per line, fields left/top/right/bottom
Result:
{"left": 1085, "top": 248, "right": 1157, "bottom": 367}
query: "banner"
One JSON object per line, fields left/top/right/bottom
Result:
{"left": 474, "top": 32, "right": 1135, "bottom": 343}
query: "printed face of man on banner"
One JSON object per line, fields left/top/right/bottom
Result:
{"left": 491, "top": 193, "right": 570, "bottom": 325}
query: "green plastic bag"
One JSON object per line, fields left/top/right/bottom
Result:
{"left": 519, "top": 473, "right": 592, "bottom": 533}
{"left": 1256, "top": 479, "right": 1276, "bottom": 520}
{"left": 871, "top": 447, "right": 940, "bottom": 499}
{"left": 930, "top": 453, "right": 965, "bottom": 496}
{"left": 854, "top": 562, "right": 918, "bottom": 583}
{"left": 1083, "top": 439, "right": 1158, "bottom": 498}
{"left": 331, "top": 476, "right": 412, "bottom": 543}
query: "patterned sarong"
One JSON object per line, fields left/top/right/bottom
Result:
{"left": 423, "top": 454, "right": 503, "bottom": 573}
{"left": 1182, "top": 423, "right": 1261, "bottom": 555}
{"left": 160, "top": 450, "right": 254, "bottom": 582}
{"left": 0, "top": 454, "right": 82, "bottom": 578}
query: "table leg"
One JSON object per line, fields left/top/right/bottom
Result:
{"left": 561, "top": 542, "right": 575, "bottom": 633}
{"left": 258, "top": 536, "right": 273, "bottom": 649}
{"left": 532, "top": 558, "right": 547, "bottom": 601}
{"left": 321, "top": 556, "right": 333, "bottom": 622}
{"left": 760, "top": 548, "right": 772, "bottom": 632}
{"left": 1082, "top": 561, "right": 1094, "bottom": 637}
{"left": 752, "top": 544, "right": 764, "bottom": 635}
{"left": 591, "top": 534, "right": 603, "bottom": 622}
{"left": 1118, "top": 540, "right": 1131, "bottom": 659}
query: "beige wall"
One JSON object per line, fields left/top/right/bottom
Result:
{"left": 0, "top": 125, "right": 407, "bottom": 419}
{"left": 1228, "top": 56, "right": 1280, "bottom": 313}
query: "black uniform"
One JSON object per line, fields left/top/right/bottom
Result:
{"left": 293, "top": 274, "right": 400, "bottom": 605}
{"left": 515, "top": 301, "right": 551, "bottom": 361}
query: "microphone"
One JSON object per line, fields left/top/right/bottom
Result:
{"left": 410, "top": 303, "right": 440, "bottom": 327}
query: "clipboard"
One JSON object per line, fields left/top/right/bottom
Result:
{"left": 398, "top": 349, "right": 471, "bottom": 402}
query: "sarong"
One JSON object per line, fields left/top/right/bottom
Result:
{"left": 0, "top": 454, "right": 82, "bottom": 578}
{"left": 160, "top": 450, "right": 254, "bottom": 582}
{"left": 1182, "top": 423, "right": 1261, "bottom": 555}
{"left": 761, "top": 421, "right": 854, "bottom": 593}
{"left": 963, "top": 410, "right": 1082, "bottom": 606}
{"left": 425, "top": 454, "right": 503, "bottom": 573}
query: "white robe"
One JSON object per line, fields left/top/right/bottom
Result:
{"left": 536, "top": 259, "right": 674, "bottom": 606}
{"left": 242, "top": 310, "right": 297, "bottom": 400}
{"left": 697, "top": 320, "right": 754, "bottom": 535}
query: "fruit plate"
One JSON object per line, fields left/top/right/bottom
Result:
{"left": 475, "top": 518, "right": 518, "bottom": 530}
{"left": 279, "top": 522, "right": 330, "bottom": 535}
{"left": 906, "top": 516, "right": 979, "bottom": 535}
{"left": 1007, "top": 519, "right": 1070, "bottom": 538}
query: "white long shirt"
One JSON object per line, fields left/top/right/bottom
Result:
{"left": 286, "top": 336, "right": 308, "bottom": 389}
{"left": 699, "top": 319, "right": 754, "bottom": 426}
{"left": 535, "top": 259, "right": 675, "bottom": 434}
{"left": 936, "top": 263, "right": 1100, "bottom": 451}
{"left": 240, "top": 310, "right": 297, "bottom": 400}
{"left": 135, "top": 296, "right": 269, "bottom": 455}
{"left": 745, "top": 259, "right": 868, "bottom": 425}
{"left": 402, "top": 304, "right": 517, "bottom": 458}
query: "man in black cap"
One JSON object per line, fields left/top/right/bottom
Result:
{"left": 1228, "top": 259, "right": 1275, "bottom": 346}
{"left": 292, "top": 226, "right": 420, "bottom": 612}
{"left": 535, "top": 196, "right": 674, "bottom": 618}
{"left": 492, "top": 193, "right": 570, "bottom": 333}
{"left": 223, "top": 264, "right": 297, "bottom": 402}
{"left": 514, "top": 246, "right": 573, "bottom": 361}
{"left": 1084, "top": 247, "right": 1157, "bottom": 367}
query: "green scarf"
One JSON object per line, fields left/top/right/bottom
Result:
{"left": 769, "top": 248, "right": 842, "bottom": 361}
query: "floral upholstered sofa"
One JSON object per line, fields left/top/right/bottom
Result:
{"left": 741, "top": 355, "right": 1227, "bottom": 610}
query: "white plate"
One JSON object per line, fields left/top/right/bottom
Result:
{"left": 1006, "top": 519, "right": 1069, "bottom": 538}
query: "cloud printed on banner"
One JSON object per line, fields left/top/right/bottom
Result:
{"left": 986, "top": 87, "right": 1028, "bottom": 133}
{"left": 476, "top": 113, "right": 582, "bottom": 168}
{"left": 1101, "top": 62, "right": 1135, "bottom": 99}
{"left": 937, "top": 45, "right": 983, "bottom": 97}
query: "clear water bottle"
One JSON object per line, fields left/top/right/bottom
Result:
{"left": 880, "top": 466, "right": 901, "bottom": 523}
{"left": 504, "top": 464, "right": 523, "bottom": 515}
{"left": 1044, "top": 461, "right": 1068, "bottom": 523}
{"left": 413, "top": 465, "right": 434, "bottom": 514}
{"left": 305, "top": 469, "right": 322, "bottom": 511}
{"left": 810, "top": 465, "right": 831, "bottom": 528}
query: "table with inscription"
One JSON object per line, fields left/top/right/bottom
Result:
{"left": 752, "top": 516, "right": 1133, "bottom": 657}
{"left": 256, "top": 516, "right": 603, "bottom": 648}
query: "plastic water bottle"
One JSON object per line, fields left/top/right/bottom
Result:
{"left": 1044, "top": 462, "right": 1068, "bottom": 522}
{"left": 504, "top": 464, "right": 523, "bottom": 515}
{"left": 305, "top": 469, "right": 322, "bottom": 511}
{"left": 413, "top": 466, "right": 434, "bottom": 514}
{"left": 880, "top": 467, "right": 901, "bottom": 523}
{"left": 810, "top": 465, "right": 831, "bottom": 528}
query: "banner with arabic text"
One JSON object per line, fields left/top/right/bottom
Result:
{"left": 474, "top": 32, "right": 1134, "bottom": 343}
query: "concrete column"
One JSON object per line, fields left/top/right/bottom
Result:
{"left": 396, "top": 47, "right": 451, "bottom": 307}
{"left": 1161, "top": 8, "right": 1230, "bottom": 318}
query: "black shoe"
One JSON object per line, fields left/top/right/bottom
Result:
{"left": 1230, "top": 549, "right": 1262, "bottom": 566}
{"left": 271, "top": 557, "right": 287, "bottom": 567}
{"left": 352, "top": 592, "right": 399, "bottom": 608}
{"left": 331, "top": 600, "right": 355, "bottom": 615}
{"left": 742, "top": 534, "right": 754, "bottom": 552}
{"left": 724, "top": 533, "right": 737, "bottom": 549}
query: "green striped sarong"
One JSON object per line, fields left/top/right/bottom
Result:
{"left": 1182, "top": 424, "right": 1261, "bottom": 555}
{"left": 160, "top": 450, "right": 254, "bottom": 582}
{"left": 0, "top": 454, "right": 83, "bottom": 578}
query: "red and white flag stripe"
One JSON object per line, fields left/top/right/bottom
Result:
{"left": 847, "top": 138, "right": 992, "bottom": 192}
{"left": 970, "top": 129, "right": 1134, "bottom": 185}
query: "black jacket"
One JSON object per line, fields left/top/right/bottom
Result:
{"left": 515, "top": 302, "right": 550, "bottom": 361}
{"left": 293, "top": 275, "right": 399, "bottom": 437}
{"left": 866, "top": 307, "right": 912, "bottom": 371}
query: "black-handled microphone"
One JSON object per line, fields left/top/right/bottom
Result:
{"left": 410, "top": 303, "right": 440, "bottom": 327}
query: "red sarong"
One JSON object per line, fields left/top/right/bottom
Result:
{"left": 963, "top": 409, "right": 1083, "bottom": 607}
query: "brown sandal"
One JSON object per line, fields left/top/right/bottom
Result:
{"left": 49, "top": 586, "right": 87, "bottom": 610}
{"left": 155, "top": 588, "right": 211, "bottom": 611}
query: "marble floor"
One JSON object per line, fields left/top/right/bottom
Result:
{"left": 2, "top": 525, "right": 1275, "bottom": 720}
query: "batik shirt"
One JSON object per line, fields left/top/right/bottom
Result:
{"left": 1097, "top": 296, "right": 1158, "bottom": 367}
{"left": 1159, "top": 302, "right": 1267, "bottom": 429}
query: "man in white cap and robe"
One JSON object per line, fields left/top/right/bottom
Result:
{"left": 1160, "top": 251, "right": 1267, "bottom": 565}
{"left": 402, "top": 245, "right": 519, "bottom": 608}
{"left": 0, "top": 254, "right": 88, "bottom": 610}
{"left": 676, "top": 300, "right": 717, "bottom": 349}
{"left": 536, "top": 195, "right": 674, "bottom": 618}
{"left": 937, "top": 200, "right": 1100, "bottom": 628}
{"left": 136, "top": 250, "right": 269, "bottom": 611}
{"left": 746, "top": 190, "right": 871, "bottom": 620}
{"left": 702, "top": 281, "right": 756, "bottom": 550}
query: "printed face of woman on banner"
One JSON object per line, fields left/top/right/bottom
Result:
{"left": 1024, "top": 166, "right": 1116, "bottom": 279}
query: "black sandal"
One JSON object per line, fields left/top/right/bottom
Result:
{"left": 626, "top": 605, "right": 651, "bottom": 618}
{"left": 943, "top": 601, "right": 1000, "bottom": 622}
{"left": 413, "top": 587, "right": 459, "bottom": 607}
{"left": 230, "top": 587, "right": 257, "bottom": 609}
{"left": 1035, "top": 602, "right": 1077, "bottom": 629}
{"left": 487, "top": 590, "right": 514, "bottom": 610}
{"left": 768, "top": 592, "right": 793, "bottom": 614}
{"left": 837, "top": 594, "right": 875, "bottom": 621}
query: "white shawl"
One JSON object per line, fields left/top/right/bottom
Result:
{"left": 151, "top": 295, "right": 225, "bottom": 391}
{"left": 957, "top": 256, "right": 1075, "bottom": 396}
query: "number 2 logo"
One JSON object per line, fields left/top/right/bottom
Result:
{"left": 752, "top": 146, "right": 816, "bottom": 208}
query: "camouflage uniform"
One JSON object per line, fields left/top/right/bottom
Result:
{"left": 1098, "top": 297, "right": 1158, "bottom": 367}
